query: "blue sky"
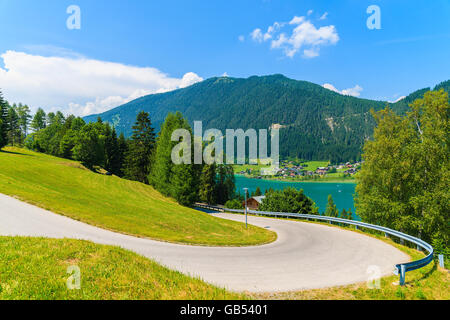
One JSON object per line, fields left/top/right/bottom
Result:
{"left": 0, "top": 0, "right": 449, "bottom": 115}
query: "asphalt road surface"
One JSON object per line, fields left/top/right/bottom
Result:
{"left": 0, "top": 193, "right": 409, "bottom": 292}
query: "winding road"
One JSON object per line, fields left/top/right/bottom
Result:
{"left": 0, "top": 193, "right": 409, "bottom": 292}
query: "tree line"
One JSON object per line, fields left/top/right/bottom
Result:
{"left": 1, "top": 91, "right": 236, "bottom": 207}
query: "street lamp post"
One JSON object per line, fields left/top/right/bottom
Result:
{"left": 243, "top": 188, "right": 248, "bottom": 229}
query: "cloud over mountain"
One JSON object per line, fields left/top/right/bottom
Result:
{"left": 0, "top": 50, "right": 202, "bottom": 116}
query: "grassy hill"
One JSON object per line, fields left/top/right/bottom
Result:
{"left": 0, "top": 236, "right": 246, "bottom": 300}
{"left": 0, "top": 147, "right": 275, "bottom": 246}
{"left": 84, "top": 75, "right": 449, "bottom": 163}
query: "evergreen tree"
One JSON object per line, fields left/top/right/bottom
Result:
{"left": 150, "top": 112, "right": 184, "bottom": 195}
{"left": 0, "top": 91, "right": 8, "bottom": 149}
{"left": 7, "top": 106, "right": 20, "bottom": 146}
{"left": 31, "top": 108, "right": 47, "bottom": 132}
{"left": 117, "top": 132, "right": 128, "bottom": 177}
{"left": 150, "top": 112, "right": 199, "bottom": 205}
{"left": 199, "top": 164, "right": 216, "bottom": 204}
{"left": 325, "top": 195, "right": 339, "bottom": 217}
{"left": 347, "top": 208, "right": 353, "bottom": 221}
{"left": 104, "top": 127, "right": 122, "bottom": 176}
{"left": 17, "top": 104, "right": 32, "bottom": 142}
{"left": 123, "top": 111, "right": 155, "bottom": 183}
{"left": 254, "top": 186, "right": 262, "bottom": 197}
{"left": 340, "top": 208, "right": 348, "bottom": 220}
{"left": 215, "top": 164, "right": 236, "bottom": 204}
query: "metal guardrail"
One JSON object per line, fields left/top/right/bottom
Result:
{"left": 194, "top": 203, "right": 434, "bottom": 285}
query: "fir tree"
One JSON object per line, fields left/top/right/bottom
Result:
{"left": 123, "top": 111, "right": 155, "bottom": 183}
{"left": 199, "top": 164, "right": 216, "bottom": 204}
{"left": 0, "top": 91, "right": 8, "bottom": 149}
{"left": 325, "top": 195, "right": 339, "bottom": 218}
{"left": 31, "top": 108, "right": 47, "bottom": 132}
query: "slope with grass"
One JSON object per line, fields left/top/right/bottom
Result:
{"left": 0, "top": 147, "right": 275, "bottom": 246}
{"left": 0, "top": 236, "right": 245, "bottom": 300}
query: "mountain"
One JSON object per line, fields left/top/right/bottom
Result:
{"left": 84, "top": 75, "right": 449, "bottom": 163}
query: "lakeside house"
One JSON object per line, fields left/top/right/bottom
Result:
{"left": 243, "top": 196, "right": 266, "bottom": 210}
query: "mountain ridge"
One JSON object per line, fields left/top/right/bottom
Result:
{"left": 84, "top": 75, "right": 449, "bottom": 162}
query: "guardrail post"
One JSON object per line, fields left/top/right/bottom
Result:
{"left": 438, "top": 254, "right": 445, "bottom": 268}
{"left": 399, "top": 265, "right": 406, "bottom": 286}
{"left": 385, "top": 232, "right": 388, "bottom": 238}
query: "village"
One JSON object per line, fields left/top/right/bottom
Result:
{"left": 236, "top": 160, "right": 362, "bottom": 181}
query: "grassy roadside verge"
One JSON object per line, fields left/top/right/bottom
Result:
{"left": 0, "top": 147, "right": 276, "bottom": 246}
{"left": 0, "top": 236, "right": 246, "bottom": 300}
{"left": 238, "top": 214, "right": 449, "bottom": 300}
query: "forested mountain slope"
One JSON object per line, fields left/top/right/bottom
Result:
{"left": 84, "top": 75, "right": 449, "bottom": 163}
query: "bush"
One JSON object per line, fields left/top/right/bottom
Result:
{"left": 259, "top": 187, "right": 319, "bottom": 214}
{"left": 224, "top": 199, "right": 243, "bottom": 210}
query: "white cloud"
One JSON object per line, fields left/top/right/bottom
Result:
{"left": 0, "top": 50, "right": 203, "bottom": 116}
{"left": 303, "top": 48, "right": 319, "bottom": 58}
{"left": 307, "top": 10, "right": 313, "bottom": 16}
{"left": 238, "top": 35, "right": 245, "bottom": 42}
{"left": 289, "top": 16, "right": 305, "bottom": 25}
{"left": 250, "top": 28, "right": 264, "bottom": 42}
{"left": 320, "top": 12, "right": 328, "bottom": 20}
{"left": 323, "top": 83, "right": 363, "bottom": 97}
{"left": 251, "top": 15, "right": 339, "bottom": 58}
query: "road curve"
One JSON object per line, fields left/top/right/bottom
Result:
{"left": 0, "top": 193, "right": 409, "bottom": 292}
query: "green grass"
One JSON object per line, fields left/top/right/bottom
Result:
{"left": 298, "top": 161, "right": 329, "bottom": 172}
{"left": 0, "top": 236, "right": 246, "bottom": 300}
{"left": 0, "top": 147, "right": 275, "bottom": 246}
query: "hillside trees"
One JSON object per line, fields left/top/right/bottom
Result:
{"left": 123, "top": 111, "right": 155, "bottom": 183}
{"left": 355, "top": 89, "right": 449, "bottom": 245}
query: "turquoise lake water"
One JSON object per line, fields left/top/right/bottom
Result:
{"left": 234, "top": 175, "right": 357, "bottom": 215}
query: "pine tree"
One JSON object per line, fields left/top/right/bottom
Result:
{"left": 104, "top": 127, "right": 122, "bottom": 176}
{"left": 0, "top": 91, "right": 8, "bottom": 149}
{"left": 7, "top": 106, "right": 20, "bottom": 146}
{"left": 17, "top": 104, "right": 32, "bottom": 142}
{"left": 150, "top": 112, "right": 184, "bottom": 195}
{"left": 215, "top": 164, "right": 235, "bottom": 204}
{"left": 347, "top": 208, "right": 353, "bottom": 221}
{"left": 341, "top": 208, "right": 348, "bottom": 220}
{"left": 325, "top": 195, "right": 339, "bottom": 218}
{"left": 150, "top": 112, "right": 199, "bottom": 205}
{"left": 117, "top": 132, "right": 128, "bottom": 177}
{"left": 31, "top": 108, "right": 47, "bottom": 132}
{"left": 123, "top": 111, "right": 155, "bottom": 183}
{"left": 199, "top": 164, "right": 216, "bottom": 204}
{"left": 254, "top": 186, "right": 262, "bottom": 196}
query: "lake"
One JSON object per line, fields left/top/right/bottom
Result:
{"left": 234, "top": 175, "right": 357, "bottom": 215}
